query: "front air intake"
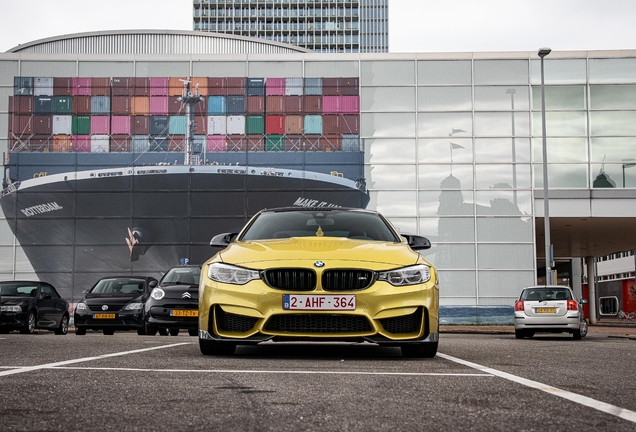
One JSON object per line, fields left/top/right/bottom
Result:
{"left": 263, "top": 269, "right": 316, "bottom": 291}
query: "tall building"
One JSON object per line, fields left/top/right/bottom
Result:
{"left": 192, "top": 0, "right": 388, "bottom": 53}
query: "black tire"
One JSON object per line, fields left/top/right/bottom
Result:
{"left": 515, "top": 329, "right": 525, "bottom": 339}
{"left": 573, "top": 329, "right": 582, "bottom": 340}
{"left": 158, "top": 328, "right": 169, "bottom": 336}
{"left": 401, "top": 342, "right": 438, "bottom": 358}
{"left": 199, "top": 339, "right": 236, "bottom": 356}
{"left": 579, "top": 319, "right": 588, "bottom": 338}
{"left": 75, "top": 327, "right": 87, "bottom": 335}
{"left": 0, "top": 328, "right": 11, "bottom": 334}
{"left": 103, "top": 329, "right": 115, "bottom": 335}
{"left": 20, "top": 311, "right": 36, "bottom": 334}
{"left": 169, "top": 328, "right": 180, "bottom": 336}
{"left": 54, "top": 315, "right": 69, "bottom": 335}
{"left": 525, "top": 331, "right": 534, "bottom": 338}
{"left": 137, "top": 327, "right": 146, "bottom": 336}
{"left": 145, "top": 324, "right": 158, "bottom": 336}
{"left": 188, "top": 328, "right": 198, "bottom": 337}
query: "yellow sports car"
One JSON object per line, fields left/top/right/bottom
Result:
{"left": 198, "top": 207, "right": 439, "bottom": 358}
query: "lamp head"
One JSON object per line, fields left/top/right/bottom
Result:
{"left": 538, "top": 48, "right": 552, "bottom": 58}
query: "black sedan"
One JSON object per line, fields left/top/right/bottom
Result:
{"left": 74, "top": 276, "right": 158, "bottom": 335}
{"left": 145, "top": 265, "right": 201, "bottom": 337}
{"left": 0, "top": 281, "right": 70, "bottom": 335}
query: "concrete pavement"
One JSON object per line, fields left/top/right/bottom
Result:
{"left": 440, "top": 320, "right": 636, "bottom": 339}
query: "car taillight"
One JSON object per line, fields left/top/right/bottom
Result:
{"left": 567, "top": 300, "right": 578, "bottom": 311}
{"left": 515, "top": 300, "right": 524, "bottom": 311}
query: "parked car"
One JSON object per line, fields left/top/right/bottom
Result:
{"left": 199, "top": 207, "right": 439, "bottom": 358}
{"left": 145, "top": 265, "right": 201, "bottom": 336}
{"left": 74, "top": 276, "right": 158, "bottom": 335}
{"left": 0, "top": 281, "right": 70, "bottom": 335}
{"left": 514, "top": 285, "right": 588, "bottom": 339}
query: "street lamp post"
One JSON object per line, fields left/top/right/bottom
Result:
{"left": 539, "top": 47, "right": 552, "bottom": 285}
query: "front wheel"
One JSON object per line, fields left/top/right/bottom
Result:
{"left": 75, "top": 327, "right": 87, "bottom": 335}
{"left": 103, "top": 329, "right": 115, "bottom": 335}
{"left": 144, "top": 324, "right": 158, "bottom": 336}
{"left": 54, "top": 315, "right": 69, "bottom": 335}
{"left": 158, "top": 328, "right": 169, "bottom": 336}
{"left": 401, "top": 342, "right": 438, "bottom": 358}
{"left": 199, "top": 339, "right": 236, "bottom": 356}
{"left": 169, "top": 328, "right": 180, "bottom": 336}
{"left": 20, "top": 311, "right": 36, "bottom": 334}
{"left": 188, "top": 328, "right": 198, "bottom": 337}
{"left": 515, "top": 329, "right": 525, "bottom": 339}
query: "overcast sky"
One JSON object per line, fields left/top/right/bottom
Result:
{"left": 0, "top": 0, "right": 634, "bottom": 53}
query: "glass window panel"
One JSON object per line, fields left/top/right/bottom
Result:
{"left": 475, "top": 191, "right": 533, "bottom": 216}
{"left": 386, "top": 218, "right": 417, "bottom": 235}
{"left": 418, "top": 86, "right": 472, "bottom": 111}
{"left": 419, "top": 191, "right": 475, "bottom": 216}
{"left": 305, "top": 61, "right": 359, "bottom": 78}
{"left": 590, "top": 164, "right": 635, "bottom": 188}
{"left": 589, "top": 58, "right": 636, "bottom": 84}
{"left": 474, "top": 60, "right": 528, "bottom": 85}
{"left": 477, "top": 244, "right": 535, "bottom": 269}
{"left": 531, "top": 85, "right": 586, "bottom": 110}
{"left": 361, "top": 113, "right": 415, "bottom": 137}
{"left": 0, "top": 246, "right": 13, "bottom": 271}
{"left": 425, "top": 244, "right": 476, "bottom": 269}
{"left": 474, "top": 86, "right": 529, "bottom": 111}
{"left": 361, "top": 87, "right": 415, "bottom": 112}
{"left": 477, "top": 217, "right": 534, "bottom": 242}
{"left": 474, "top": 112, "right": 530, "bottom": 137}
{"left": 418, "top": 165, "right": 474, "bottom": 190}
{"left": 417, "top": 60, "right": 472, "bottom": 85}
{"left": 418, "top": 112, "right": 472, "bottom": 137}
{"left": 530, "top": 59, "right": 587, "bottom": 84}
{"left": 364, "top": 139, "right": 416, "bottom": 164}
{"left": 364, "top": 164, "right": 416, "bottom": 189}
{"left": 475, "top": 138, "right": 530, "bottom": 163}
{"left": 420, "top": 217, "right": 476, "bottom": 242}
{"left": 533, "top": 164, "right": 588, "bottom": 188}
{"left": 475, "top": 165, "right": 531, "bottom": 190}
{"left": 590, "top": 111, "right": 636, "bottom": 136}
{"left": 532, "top": 111, "right": 587, "bottom": 137}
{"left": 361, "top": 61, "right": 415, "bottom": 85}
{"left": 418, "top": 138, "right": 473, "bottom": 163}
{"left": 590, "top": 138, "right": 636, "bottom": 163}
{"left": 438, "top": 271, "right": 477, "bottom": 299}
{"left": 590, "top": 85, "right": 636, "bottom": 110}
{"left": 533, "top": 138, "right": 589, "bottom": 163}
{"left": 368, "top": 191, "right": 417, "bottom": 216}
{"left": 0, "top": 222, "right": 14, "bottom": 245}
{"left": 478, "top": 271, "right": 537, "bottom": 297}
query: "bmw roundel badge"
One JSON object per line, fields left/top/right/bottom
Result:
{"left": 314, "top": 261, "right": 326, "bottom": 268}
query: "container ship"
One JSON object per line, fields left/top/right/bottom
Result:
{"left": 2, "top": 76, "right": 368, "bottom": 300}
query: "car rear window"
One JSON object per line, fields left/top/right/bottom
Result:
{"left": 521, "top": 288, "right": 572, "bottom": 301}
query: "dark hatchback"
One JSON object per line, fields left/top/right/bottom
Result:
{"left": 74, "top": 276, "right": 158, "bottom": 335}
{"left": 0, "top": 281, "right": 70, "bottom": 335}
{"left": 145, "top": 265, "right": 201, "bottom": 336}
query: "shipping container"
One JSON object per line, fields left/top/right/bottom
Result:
{"left": 284, "top": 96, "right": 303, "bottom": 113}
{"left": 322, "top": 78, "right": 339, "bottom": 96}
{"left": 34, "top": 77, "right": 53, "bottom": 96}
{"left": 246, "top": 135, "right": 264, "bottom": 151}
{"left": 168, "top": 96, "right": 183, "bottom": 115}
{"left": 168, "top": 135, "right": 185, "bottom": 152}
{"left": 14, "top": 77, "right": 33, "bottom": 96}
{"left": 208, "top": 77, "right": 227, "bottom": 96}
{"left": 71, "top": 116, "right": 90, "bottom": 135}
{"left": 207, "top": 116, "right": 227, "bottom": 135}
{"left": 149, "top": 135, "right": 169, "bottom": 152}
{"left": 190, "top": 77, "right": 209, "bottom": 96}
{"left": 72, "top": 77, "right": 92, "bottom": 96}
{"left": 340, "top": 115, "right": 360, "bottom": 134}
{"left": 322, "top": 96, "right": 360, "bottom": 114}
{"left": 304, "top": 95, "right": 322, "bottom": 113}
{"left": 303, "top": 135, "right": 323, "bottom": 151}
{"left": 27, "top": 135, "right": 51, "bottom": 152}
{"left": 207, "top": 96, "right": 227, "bottom": 115}
{"left": 33, "top": 116, "right": 53, "bottom": 135}
{"left": 265, "top": 116, "right": 285, "bottom": 134}
{"left": 226, "top": 77, "right": 246, "bottom": 95}
{"left": 193, "top": 97, "right": 207, "bottom": 116}
{"left": 207, "top": 135, "right": 226, "bottom": 152}
{"left": 247, "top": 78, "right": 265, "bottom": 96}
{"left": 112, "top": 116, "right": 131, "bottom": 135}
{"left": 150, "top": 77, "right": 169, "bottom": 96}
{"left": 227, "top": 135, "right": 247, "bottom": 152}
{"left": 304, "top": 78, "right": 322, "bottom": 96}
{"left": 323, "top": 135, "right": 343, "bottom": 151}
{"left": 132, "top": 116, "right": 150, "bottom": 135}
{"left": 34, "top": 96, "right": 53, "bottom": 114}
{"left": 52, "top": 135, "right": 72, "bottom": 152}
{"left": 53, "top": 77, "right": 72, "bottom": 96}
{"left": 11, "top": 115, "right": 32, "bottom": 137}
{"left": 72, "top": 96, "right": 92, "bottom": 115}
{"left": 134, "top": 77, "right": 150, "bottom": 96}
{"left": 245, "top": 116, "right": 264, "bottom": 135}
{"left": 110, "top": 135, "right": 132, "bottom": 152}
{"left": 342, "top": 134, "right": 360, "bottom": 152}
{"left": 227, "top": 116, "right": 246, "bottom": 135}
{"left": 193, "top": 135, "right": 205, "bottom": 154}
{"left": 227, "top": 95, "right": 246, "bottom": 115}
{"left": 266, "top": 78, "right": 285, "bottom": 96}
{"left": 284, "top": 135, "right": 303, "bottom": 151}
{"left": 72, "top": 135, "right": 91, "bottom": 152}
{"left": 111, "top": 77, "right": 134, "bottom": 96}
{"left": 194, "top": 116, "right": 207, "bottom": 135}
{"left": 168, "top": 77, "right": 187, "bottom": 96}
{"left": 303, "top": 115, "right": 323, "bottom": 134}
{"left": 265, "top": 135, "right": 284, "bottom": 152}
{"left": 150, "top": 95, "right": 169, "bottom": 115}
{"left": 111, "top": 96, "right": 131, "bottom": 115}
{"left": 54, "top": 96, "right": 73, "bottom": 114}
{"left": 91, "top": 135, "right": 110, "bottom": 153}
{"left": 90, "top": 96, "right": 110, "bottom": 115}
{"left": 285, "top": 78, "right": 303, "bottom": 96}
{"left": 169, "top": 116, "right": 187, "bottom": 135}
{"left": 284, "top": 115, "right": 304, "bottom": 135}
{"left": 91, "top": 78, "right": 111, "bottom": 96}
{"left": 131, "top": 96, "right": 150, "bottom": 116}
{"left": 8, "top": 95, "right": 34, "bottom": 114}
{"left": 339, "top": 77, "right": 360, "bottom": 96}
{"left": 265, "top": 96, "right": 284, "bottom": 114}
{"left": 90, "top": 116, "right": 110, "bottom": 135}
{"left": 53, "top": 115, "right": 72, "bottom": 135}
{"left": 246, "top": 96, "right": 264, "bottom": 114}
{"left": 150, "top": 116, "right": 169, "bottom": 135}
{"left": 132, "top": 135, "right": 150, "bottom": 153}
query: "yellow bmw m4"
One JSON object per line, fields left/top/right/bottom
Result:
{"left": 198, "top": 207, "right": 439, "bottom": 358}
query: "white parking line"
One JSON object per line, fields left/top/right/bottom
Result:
{"left": 0, "top": 343, "right": 190, "bottom": 377}
{"left": 438, "top": 353, "right": 636, "bottom": 424}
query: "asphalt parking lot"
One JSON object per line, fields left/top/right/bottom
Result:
{"left": 1, "top": 327, "right": 635, "bottom": 432}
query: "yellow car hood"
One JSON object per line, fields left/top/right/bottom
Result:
{"left": 217, "top": 237, "right": 425, "bottom": 270}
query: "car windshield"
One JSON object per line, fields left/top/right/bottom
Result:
{"left": 90, "top": 278, "right": 145, "bottom": 294}
{"left": 241, "top": 210, "right": 400, "bottom": 242}
{"left": 521, "top": 288, "right": 572, "bottom": 301}
{"left": 0, "top": 283, "right": 38, "bottom": 296}
{"left": 160, "top": 267, "right": 201, "bottom": 285}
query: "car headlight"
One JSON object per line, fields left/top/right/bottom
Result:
{"left": 378, "top": 264, "right": 431, "bottom": 286}
{"left": 123, "top": 302, "right": 144, "bottom": 311}
{"left": 150, "top": 288, "right": 165, "bottom": 300}
{"left": 75, "top": 302, "right": 88, "bottom": 311}
{"left": 208, "top": 263, "right": 260, "bottom": 285}
{"left": 1, "top": 305, "right": 21, "bottom": 312}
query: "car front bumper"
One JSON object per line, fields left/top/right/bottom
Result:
{"left": 514, "top": 311, "right": 581, "bottom": 332}
{"left": 74, "top": 310, "right": 144, "bottom": 330}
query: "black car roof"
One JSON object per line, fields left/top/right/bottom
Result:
{"left": 260, "top": 207, "right": 376, "bottom": 214}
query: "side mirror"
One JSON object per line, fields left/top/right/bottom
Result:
{"left": 210, "top": 232, "right": 238, "bottom": 247}
{"left": 149, "top": 280, "right": 158, "bottom": 289}
{"left": 402, "top": 234, "right": 431, "bottom": 251}
{"left": 42, "top": 293, "right": 52, "bottom": 300}
{"left": 579, "top": 299, "right": 588, "bottom": 304}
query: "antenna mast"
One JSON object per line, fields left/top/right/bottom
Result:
{"left": 178, "top": 79, "right": 203, "bottom": 166}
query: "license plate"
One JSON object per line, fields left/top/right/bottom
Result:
{"left": 536, "top": 307, "right": 556, "bottom": 313}
{"left": 283, "top": 294, "right": 356, "bottom": 310}
{"left": 170, "top": 309, "right": 198, "bottom": 317}
{"left": 93, "top": 313, "right": 115, "bottom": 319}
